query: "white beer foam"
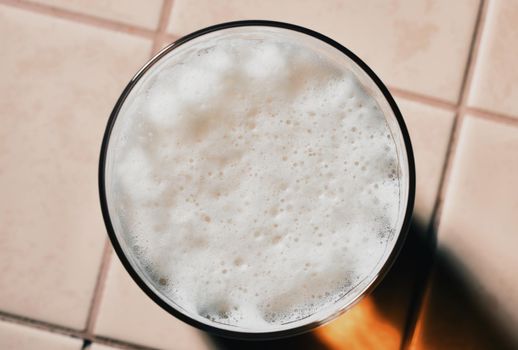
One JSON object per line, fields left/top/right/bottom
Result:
{"left": 109, "top": 30, "right": 402, "bottom": 330}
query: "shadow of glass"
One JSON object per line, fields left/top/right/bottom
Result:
{"left": 370, "top": 219, "right": 431, "bottom": 327}
{"left": 207, "top": 218, "right": 431, "bottom": 350}
{"left": 410, "top": 249, "right": 518, "bottom": 350}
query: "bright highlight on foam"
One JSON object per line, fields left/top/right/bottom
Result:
{"left": 106, "top": 28, "right": 405, "bottom": 332}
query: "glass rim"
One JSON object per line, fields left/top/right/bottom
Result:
{"left": 98, "top": 19, "right": 416, "bottom": 340}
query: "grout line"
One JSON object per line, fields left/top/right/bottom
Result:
{"left": 457, "top": 0, "right": 492, "bottom": 107}
{"left": 466, "top": 106, "right": 518, "bottom": 126}
{"left": 0, "top": 0, "right": 155, "bottom": 38}
{"left": 151, "top": 0, "right": 174, "bottom": 55}
{"left": 84, "top": 238, "right": 113, "bottom": 337}
{"left": 432, "top": 0, "right": 490, "bottom": 234}
{"left": 400, "top": 0, "right": 490, "bottom": 349}
{"left": 389, "top": 86, "right": 457, "bottom": 112}
{"left": 389, "top": 87, "right": 518, "bottom": 126}
{"left": 0, "top": 311, "right": 158, "bottom": 350}
{"left": 90, "top": 336, "right": 162, "bottom": 350}
{"left": 0, "top": 310, "right": 85, "bottom": 340}
{"left": 75, "top": 0, "right": 173, "bottom": 342}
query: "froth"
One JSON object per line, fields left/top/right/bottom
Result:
{"left": 108, "top": 29, "right": 402, "bottom": 331}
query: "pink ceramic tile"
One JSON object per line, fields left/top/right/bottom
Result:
{"left": 0, "top": 320, "right": 81, "bottom": 350}
{"left": 0, "top": 5, "right": 151, "bottom": 328}
{"left": 468, "top": 0, "right": 518, "bottom": 119}
{"left": 94, "top": 255, "right": 213, "bottom": 350}
{"left": 396, "top": 98, "right": 455, "bottom": 227}
{"left": 409, "top": 116, "right": 518, "bottom": 349}
{"left": 168, "top": 0, "right": 479, "bottom": 102}
{"left": 31, "top": 0, "right": 164, "bottom": 29}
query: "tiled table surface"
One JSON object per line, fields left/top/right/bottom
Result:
{"left": 0, "top": 0, "right": 517, "bottom": 349}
